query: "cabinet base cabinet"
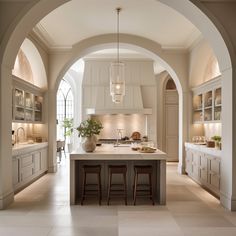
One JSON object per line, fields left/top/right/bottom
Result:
{"left": 185, "top": 147, "right": 220, "bottom": 197}
{"left": 13, "top": 147, "right": 48, "bottom": 193}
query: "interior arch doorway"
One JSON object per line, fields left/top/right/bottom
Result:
{"left": 0, "top": 0, "right": 234, "bottom": 210}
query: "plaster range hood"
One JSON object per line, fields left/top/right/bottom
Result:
{"left": 85, "top": 86, "right": 152, "bottom": 115}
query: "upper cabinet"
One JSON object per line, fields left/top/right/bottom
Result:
{"left": 12, "top": 76, "right": 44, "bottom": 123}
{"left": 192, "top": 76, "right": 221, "bottom": 124}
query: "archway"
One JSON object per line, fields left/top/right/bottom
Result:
{"left": 0, "top": 0, "right": 234, "bottom": 210}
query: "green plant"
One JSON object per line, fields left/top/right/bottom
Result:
{"left": 62, "top": 118, "right": 74, "bottom": 137}
{"left": 76, "top": 118, "right": 103, "bottom": 138}
{"left": 211, "top": 135, "right": 221, "bottom": 142}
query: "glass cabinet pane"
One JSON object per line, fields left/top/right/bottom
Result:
{"left": 14, "top": 88, "right": 24, "bottom": 107}
{"left": 25, "top": 92, "right": 34, "bottom": 109}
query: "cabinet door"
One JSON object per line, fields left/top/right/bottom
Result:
{"left": 40, "top": 148, "right": 48, "bottom": 171}
{"left": 208, "top": 156, "right": 220, "bottom": 190}
{"left": 185, "top": 148, "right": 193, "bottom": 174}
{"left": 21, "top": 154, "right": 33, "bottom": 167}
{"left": 199, "top": 154, "right": 208, "bottom": 184}
{"left": 12, "top": 158, "right": 20, "bottom": 186}
{"left": 34, "top": 152, "right": 41, "bottom": 174}
{"left": 192, "top": 151, "right": 199, "bottom": 180}
{"left": 21, "top": 165, "right": 34, "bottom": 182}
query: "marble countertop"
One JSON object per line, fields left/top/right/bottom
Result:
{"left": 70, "top": 144, "right": 167, "bottom": 160}
{"left": 185, "top": 142, "right": 221, "bottom": 157}
{"left": 12, "top": 142, "right": 48, "bottom": 157}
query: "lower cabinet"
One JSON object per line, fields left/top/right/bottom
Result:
{"left": 185, "top": 148, "right": 220, "bottom": 196}
{"left": 13, "top": 147, "right": 48, "bottom": 193}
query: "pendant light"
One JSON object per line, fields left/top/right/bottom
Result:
{"left": 110, "top": 7, "right": 125, "bottom": 103}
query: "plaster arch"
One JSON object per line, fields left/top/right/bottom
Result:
{"left": 50, "top": 35, "right": 187, "bottom": 176}
{"left": 0, "top": 0, "right": 234, "bottom": 210}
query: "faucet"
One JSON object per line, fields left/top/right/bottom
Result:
{"left": 115, "top": 129, "right": 123, "bottom": 146}
{"left": 16, "top": 127, "right": 25, "bottom": 144}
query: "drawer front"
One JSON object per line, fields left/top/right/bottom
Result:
{"left": 21, "top": 154, "right": 33, "bottom": 168}
{"left": 21, "top": 165, "right": 33, "bottom": 181}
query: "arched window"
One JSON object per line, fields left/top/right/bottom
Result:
{"left": 57, "top": 79, "right": 73, "bottom": 141}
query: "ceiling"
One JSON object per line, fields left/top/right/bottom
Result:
{"left": 33, "top": 0, "right": 202, "bottom": 51}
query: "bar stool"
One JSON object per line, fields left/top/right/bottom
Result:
{"left": 107, "top": 165, "right": 127, "bottom": 205}
{"left": 81, "top": 165, "right": 102, "bottom": 205}
{"left": 133, "top": 165, "right": 154, "bottom": 205}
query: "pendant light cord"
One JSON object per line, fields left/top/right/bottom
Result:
{"left": 116, "top": 8, "right": 121, "bottom": 63}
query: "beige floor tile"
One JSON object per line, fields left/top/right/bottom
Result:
{"left": 182, "top": 227, "right": 236, "bottom": 236}
{"left": 118, "top": 211, "right": 179, "bottom": 228}
{"left": 119, "top": 227, "right": 184, "bottom": 236}
{"left": 0, "top": 227, "right": 52, "bottom": 236}
{"left": 174, "top": 214, "right": 234, "bottom": 227}
{"left": 48, "top": 226, "right": 118, "bottom": 236}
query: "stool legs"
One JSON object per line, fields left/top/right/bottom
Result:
{"left": 107, "top": 172, "right": 112, "bottom": 205}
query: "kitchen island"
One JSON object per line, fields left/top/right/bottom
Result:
{"left": 70, "top": 144, "right": 167, "bottom": 205}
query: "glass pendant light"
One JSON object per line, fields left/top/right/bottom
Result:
{"left": 110, "top": 8, "right": 125, "bottom": 103}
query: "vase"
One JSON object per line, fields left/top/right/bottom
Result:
{"left": 82, "top": 136, "right": 96, "bottom": 152}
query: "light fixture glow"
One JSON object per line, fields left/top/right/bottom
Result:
{"left": 110, "top": 7, "right": 125, "bottom": 103}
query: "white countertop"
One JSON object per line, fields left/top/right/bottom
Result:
{"left": 70, "top": 144, "right": 167, "bottom": 160}
{"left": 12, "top": 142, "right": 48, "bottom": 156}
{"left": 185, "top": 142, "right": 221, "bottom": 157}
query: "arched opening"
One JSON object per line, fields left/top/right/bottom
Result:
{"left": 0, "top": 0, "right": 234, "bottom": 212}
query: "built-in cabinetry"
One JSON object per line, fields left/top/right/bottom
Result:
{"left": 185, "top": 143, "right": 221, "bottom": 196}
{"left": 12, "top": 76, "right": 43, "bottom": 123}
{"left": 12, "top": 143, "right": 48, "bottom": 193}
{"left": 192, "top": 76, "right": 221, "bottom": 123}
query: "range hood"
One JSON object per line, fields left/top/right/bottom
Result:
{"left": 85, "top": 85, "right": 152, "bottom": 115}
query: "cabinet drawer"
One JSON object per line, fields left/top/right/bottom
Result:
{"left": 21, "top": 154, "right": 33, "bottom": 168}
{"left": 21, "top": 165, "right": 33, "bottom": 181}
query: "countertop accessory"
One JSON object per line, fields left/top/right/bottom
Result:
{"left": 206, "top": 141, "right": 215, "bottom": 148}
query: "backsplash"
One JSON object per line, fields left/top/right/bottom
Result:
{"left": 92, "top": 114, "right": 147, "bottom": 140}
{"left": 204, "top": 123, "right": 222, "bottom": 140}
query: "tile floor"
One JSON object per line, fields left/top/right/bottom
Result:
{"left": 1, "top": 159, "right": 236, "bottom": 236}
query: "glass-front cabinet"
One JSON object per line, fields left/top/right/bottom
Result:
{"left": 192, "top": 77, "right": 221, "bottom": 124}
{"left": 12, "top": 79, "right": 44, "bottom": 123}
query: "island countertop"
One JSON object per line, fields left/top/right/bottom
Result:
{"left": 70, "top": 144, "right": 167, "bottom": 160}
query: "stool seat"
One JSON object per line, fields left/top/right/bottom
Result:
{"left": 107, "top": 165, "right": 127, "bottom": 205}
{"left": 81, "top": 165, "right": 102, "bottom": 205}
{"left": 133, "top": 165, "right": 154, "bottom": 205}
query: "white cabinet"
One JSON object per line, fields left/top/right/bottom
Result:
{"left": 13, "top": 147, "right": 48, "bottom": 193}
{"left": 185, "top": 146, "right": 220, "bottom": 196}
{"left": 192, "top": 76, "right": 221, "bottom": 123}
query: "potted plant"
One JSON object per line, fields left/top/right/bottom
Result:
{"left": 62, "top": 118, "right": 74, "bottom": 153}
{"left": 76, "top": 118, "right": 103, "bottom": 152}
{"left": 211, "top": 135, "right": 221, "bottom": 149}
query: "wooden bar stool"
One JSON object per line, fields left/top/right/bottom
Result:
{"left": 107, "top": 165, "right": 127, "bottom": 205}
{"left": 133, "top": 165, "right": 154, "bottom": 205}
{"left": 81, "top": 165, "right": 102, "bottom": 205}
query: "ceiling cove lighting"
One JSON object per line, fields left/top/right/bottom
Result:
{"left": 110, "top": 7, "right": 125, "bottom": 103}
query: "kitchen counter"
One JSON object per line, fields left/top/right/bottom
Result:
{"left": 12, "top": 142, "right": 48, "bottom": 156}
{"left": 185, "top": 142, "right": 221, "bottom": 157}
{"left": 70, "top": 144, "right": 167, "bottom": 205}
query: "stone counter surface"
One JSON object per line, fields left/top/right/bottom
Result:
{"left": 70, "top": 144, "right": 167, "bottom": 160}
{"left": 12, "top": 142, "right": 48, "bottom": 156}
{"left": 185, "top": 142, "right": 221, "bottom": 157}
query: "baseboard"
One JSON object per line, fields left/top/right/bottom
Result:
{"left": 0, "top": 190, "right": 14, "bottom": 210}
{"left": 178, "top": 162, "right": 185, "bottom": 174}
{"left": 220, "top": 191, "right": 236, "bottom": 211}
